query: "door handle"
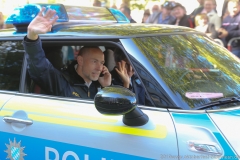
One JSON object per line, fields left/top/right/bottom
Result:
{"left": 3, "top": 116, "right": 33, "bottom": 125}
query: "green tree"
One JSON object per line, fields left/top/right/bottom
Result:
{"left": 48, "top": 0, "right": 56, "bottom": 3}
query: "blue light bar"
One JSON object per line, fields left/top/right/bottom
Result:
{"left": 5, "top": 4, "right": 69, "bottom": 25}
{"left": 108, "top": 8, "right": 130, "bottom": 23}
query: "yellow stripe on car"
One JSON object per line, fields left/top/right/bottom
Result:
{"left": 1, "top": 96, "right": 167, "bottom": 139}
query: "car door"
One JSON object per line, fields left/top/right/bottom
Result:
{"left": 0, "top": 38, "right": 178, "bottom": 159}
{"left": 0, "top": 93, "right": 178, "bottom": 160}
{"left": 169, "top": 110, "right": 239, "bottom": 159}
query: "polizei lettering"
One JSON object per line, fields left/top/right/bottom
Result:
{"left": 45, "top": 147, "right": 109, "bottom": 160}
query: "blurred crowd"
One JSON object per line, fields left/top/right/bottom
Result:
{"left": 0, "top": 0, "right": 239, "bottom": 58}
{"left": 95, "top": 0, "right": 240, "bottom": 58}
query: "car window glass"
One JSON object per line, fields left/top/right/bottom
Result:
{"left": 0, "top": 41, "right": 24, "bottom": 91}
{"left": 132, "top": 34, "right": 240, "bottom": 109}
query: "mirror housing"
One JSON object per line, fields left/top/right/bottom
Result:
{"left": 94, "top": 86, "right": 149, "bottom": 126}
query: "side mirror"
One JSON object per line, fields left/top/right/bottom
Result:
{"left": 94, "top": 86, "right": 149, "bottom": 126}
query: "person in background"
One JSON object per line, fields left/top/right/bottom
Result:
{"left": 170, "top": 3, "right": 194, "bottom": 28}
{"left": 142, "top": 9, "right": 150, "bottom": 23}
{"left": 190, "top": 0, "right": 204, "bottom": 20}
{"left": 146, "top": 1, "right": 175, "bottom": 24}
{"left": 93, "top": 0, "right": 101, "bottom": 7}
{"left": 218, "top": 0, "right": 240, "bottom": 58}
{"left": 120, "top": 6, "right": 136, "bottom": 23}
{"left": 194, "top": 13, "right": 218, "bottom": 39}
{"left": 201, "top": 0, "right": 221, "bottom": 30}
{"left": 0, "top": 12, "right": 5, "bottom": 29}
{"left": 152, "top": 4, "right": 160, "bottom": 14}
{"left": 110, "top": 4, "right": 117, "bottom": 9}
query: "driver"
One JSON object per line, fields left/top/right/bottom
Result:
{"left": 23, "top": 7, "right": 111, "bottom": 99}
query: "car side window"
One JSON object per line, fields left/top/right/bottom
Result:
{"left": 0, "top": 41, "right": 24, "bottom": 91}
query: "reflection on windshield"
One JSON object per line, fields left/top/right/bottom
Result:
{"left": 133, "top": 34, "right": 240, "bottom": 109}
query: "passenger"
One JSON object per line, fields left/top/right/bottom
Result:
{"left": 111, "top": 48, "right": 150, "bottom": 105}
{"left": 218, "top": 0, "right": 240, "bottom": 58}
{"left": 23, "top": 8, "right": 111, "bottom": 99}
{"left": 170, "top": 3, "right": 194, "bottom": 28}
{"left": 146, "top": 1, "right": 175, "bottom": 24}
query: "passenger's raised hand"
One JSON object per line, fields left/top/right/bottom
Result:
{"left": 115, "top": 60, "right": 131, "bottom": 88}
{"left": 27, "top": 7, "right": 58, "bottom": 40}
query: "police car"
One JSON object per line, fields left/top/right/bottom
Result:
{"left": 0, "top": 3, "right": 240, "bottom": 160}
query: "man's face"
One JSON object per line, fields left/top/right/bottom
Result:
{"left": 79, "top": 48, "right": 104, "bottom": 82}
{"left": 204, "top": 0, "right": 214, "bottom": 13}
{"left": 228, "top": 1, "right": 240, "bottom": 16}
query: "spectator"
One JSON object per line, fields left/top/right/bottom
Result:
{"left": 152, "top": 4, "right": 160, "bottom": 14}
{"left": 170, "top": 3, "right": 194, "bottom": 28}
{"left": 190, "top": 0, "right": 204, "bottom": 20}
{"left": 110, "top": 4, "right": 117, "bottom": 9}
{"left": 218, "top": 0, "right": 240, "bottom": 58}
{"left": 120, "top": 6, "right": 136, "bottom": 23}
{"left": 93, "top": 0, "right": 101, "bottom": 7}
{"left": 201, "top": 0, "right": 221, "bottom": 30}
{"left": 142, "top": 9, "right": 150, "bottom": 23}
{"left": 146, "top": 1, "right": 175, "bottom": 24}
{"left": 194, "top": 13, "right": 218, "bottom": 39}
{"left": 0, "top": 12, "right": 5, "bottom": 29}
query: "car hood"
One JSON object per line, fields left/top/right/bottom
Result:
{"left": 207, "top": 107, "right": 240, "bottom": 155}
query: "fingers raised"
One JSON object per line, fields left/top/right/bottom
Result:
{"left": 38, "top": 7, "right": 46, "bottom": 17}
{"left": 44, "top": 8, "right": 57, "bottom": 20}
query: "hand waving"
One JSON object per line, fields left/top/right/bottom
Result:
{"left": 115, "top": 60, "right": 131, "bottom": 88}
{"left": 27, "top": 7, "right": 59, "bottom": 40}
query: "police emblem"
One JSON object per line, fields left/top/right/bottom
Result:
{"left": 4, "top": 138, "right": 26, "bottom": 160}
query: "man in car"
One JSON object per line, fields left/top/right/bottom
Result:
{"left": 23, "top": 7, "right": 111, "bottom": 99}
{"left": 111, "top": 48, "right": 150, "bottom": 105}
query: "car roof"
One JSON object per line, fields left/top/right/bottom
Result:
{"left": 0, "top": 23, "right": 199, "bottom": 39}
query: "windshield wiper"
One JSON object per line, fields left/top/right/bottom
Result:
{"left": 196, "top": 96, "right": 240, "bottom": 110}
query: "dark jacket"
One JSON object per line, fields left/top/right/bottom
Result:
{"left": 23, "top": 36, "right": 101, "bottom": 99}
{"left": 220, "top": 12, "right": 240, "bottom": 48}
{"left": 170, "top": 15, "right": 194, "bottom": 28}
{"left": 206, "top": 23, "right": 218, "bottom": 39}
{"left": 111, "top": 68, "right": 148, "bottom": 105}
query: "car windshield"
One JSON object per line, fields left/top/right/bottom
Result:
{"left": 133, "top": 34, "right": 240, "bottom": 109}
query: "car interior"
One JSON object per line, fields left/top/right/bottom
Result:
{"left": 25, "top": 43, "right": 124, "bottom": 96}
